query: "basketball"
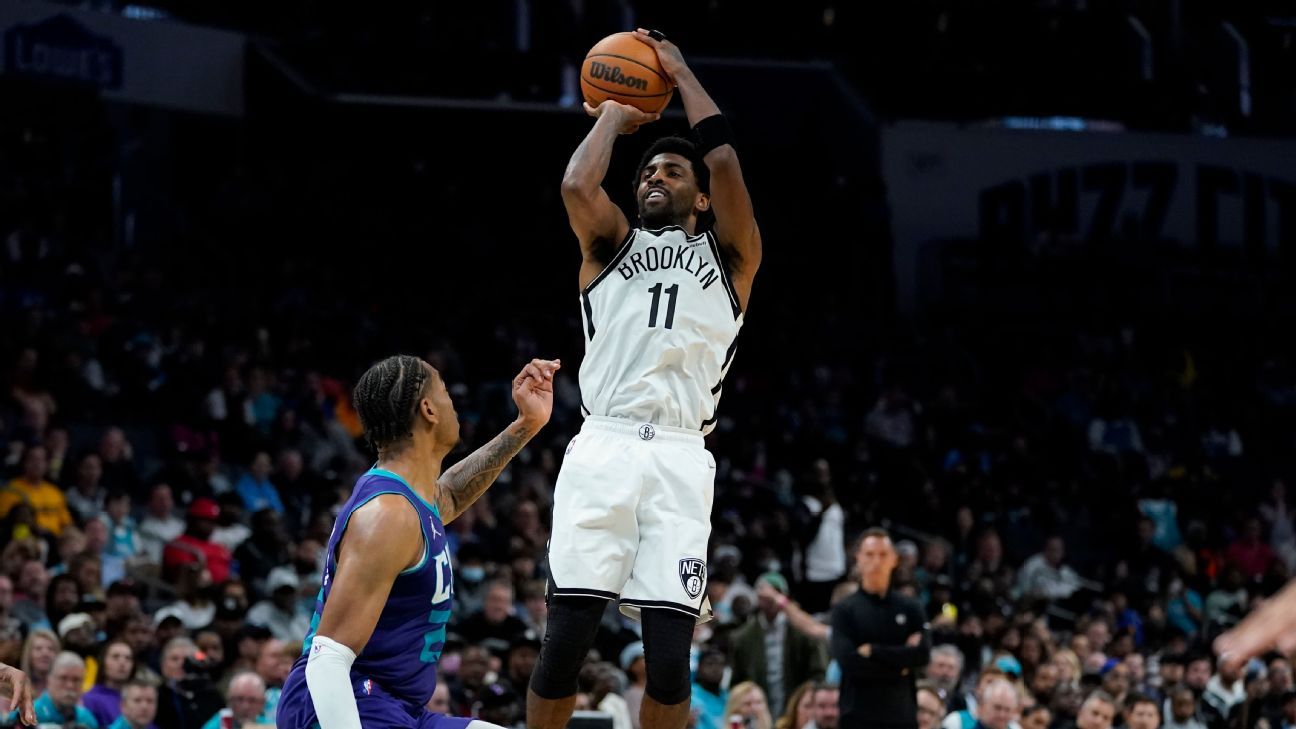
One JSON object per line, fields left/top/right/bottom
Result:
{"left": 580, "top": 32, "right": 674, "bottom": 113}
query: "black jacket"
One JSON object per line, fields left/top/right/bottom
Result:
{"left": 830, "top": 588, "right": 930, "bottom": 728}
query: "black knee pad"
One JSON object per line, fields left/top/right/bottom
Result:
{"left": 642, "top": 608, "right": 695, "bottom": 705}
{"left": 529, "top": 595, "right": 607, "bottom": 699}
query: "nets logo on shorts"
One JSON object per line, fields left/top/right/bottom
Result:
{"left": 679, "top": 558, "right": 707, "bottom": 599}
{"left": 638, "top": 424, "right": 656, "bottom": 441}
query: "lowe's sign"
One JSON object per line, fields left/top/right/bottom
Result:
{"left": 4, "top": 13, "right": 122, "bottom": 88}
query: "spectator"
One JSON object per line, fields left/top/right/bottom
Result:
{"left": 971, "top": 679, "right": 1018, "bottom": 729}
{"left": 427, "top": 682, "right": 450, "bottom": 714}
{"left": 776, "top": 680, "right": 818, "bottom": 729}
{"left": 57, "top": 612, "right": 100, "bottom": 678}
{"left": 1187, "top": 657, "right": 1216, "bottom": 694}
{"left": 1202, "top": 661, "right": 1245, "bottom": 726}
{"left": 244, "top": 570, "right": 309, "bottom": 642}
{"left": 110, "top": 680, "right": 158, "bottom": 729}
{"left": 796, "top": 460, "right": 847, "bottom": 613}
{"left": 232, "top": 509, "right": 290, "bottom": 599}
{"left": 263, "top": 538, "right": 322, "bottom": 605}
{"left": 155, "top": 637, "right": 223, "bottom": 729}
{"left": 209, "top": 493, "right": 251, "bottom": 552}
{"left": 455, "top": 579, "right": 528, "bottom": 650}
{"left": 1076, "top": 691, "right": 1119, "bottom": 729}
{"left": 137, "top": 484, "right": 184, "bottom": 564}
{"left": 1166, "top": 687, "right": 1208, "bottom": 729}
{"left": 0, "top": 444, "right": 73, "bottom": 536}
{"left": 96, "top": 429, "right": 139, "bottom": 497}
{"left": 691, "top": 648, "right": 730, "bottom": 729}
{"left": 448, "top": 644, "right": 490, "bottom": 718}
{"left": 271, "top": 449, "right": 319, "bottom": 533}
{"left": 82, "top": 640, "right": 134, "bottom": 727}
{"left": 518, "top": 579, "right": 548, "bottom": 639}
{"left": 1225, "top": 520, "right": 1276, "bottom": 582}
{"left": 153, "top": 564, "right": 215, "bottom": 631}
{"left": 119, "top": 616, "right": 158, "bottom": 684}
{"left": 942, "top": 668, "right": 1010, "bottom": 729}
{"left": 927, "top": 644, "right": 965, "bottom": 710}
{"left": 233, "top": 452, "right": 284, "bottom": 516}
{"left": 804, "top": 683, "right": 839, "bottom": 729}
{"left": 10, "top": 650, "right": 98, "bottom": 726}
{"left": 199, "top": 671, "right": 273, "bottom": 729}
{"left": 451, "top": 542, "right": 490, "bottom": 619}
{"left": 577, "top": 661, "right": 632, "bottom": 729}
{"left": 725, "top": 681, "right": 774, "bottom": 729}
{"left": 162, "top": 498, "right": 233, "bottom": 584}
{"left": 65, "top": 453, "right": 106, "bottom": 526}
{"left": 227, "top": 624, "right": 271, "bottom": 678}
{"left": 44, "top": 575, "right": 80, "bottom": 643}
{"left": 917, "top": 683, "right": 948, "bottom": 729}
{"left": 619, "top": 641, "right": 646, "bottom": 729}
{"left": 1021, "top": 705, "right": 1052, "bottom": 729}
{"left": 730, "top": 573, "right": 827, "bottom": 714}
{"left": 1126, "top": 694, "right": 1163, "bottom": 729}
{"left": 102, "top": 491, "right": 140, "bottom": 562}
{"left": 0, "top": 576, "right": 26, "bottom": 659}
{"left": 252, "top": 638, "right": 291, "bottom": 716}
{"left": 1017, "top": 536, "right": 1084, "bottom": 602}
{"left": 20, "top": 628, "right": 59, "bottom": 696}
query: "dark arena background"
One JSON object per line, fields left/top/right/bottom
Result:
{"left": 1, "top": 2, "right": 1296, "bottom": 729}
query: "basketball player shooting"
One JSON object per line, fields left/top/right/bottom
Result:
{"left": 528, "top": 29, "right": 761, "bottom": 729}
{"left": 276, "top": 355, "right": 559, "bottom": 729}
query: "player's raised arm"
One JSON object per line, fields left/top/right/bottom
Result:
{"left": 562, "top": 102, "right": 658, "bottom": 289}
{"left": 635, "top": 28, "right": 762, "bottom": 310}
{"left": 434, "top": 358, "right": 559, "bottom": 523}
{"left": 306, "top": 497, "right": 424, "bottom": 729}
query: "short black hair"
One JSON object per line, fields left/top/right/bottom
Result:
{"left": 1126, "top": 693, "right": 1159, "bottom": 713}
{"left": 634, "top": 135, "right": 710, "bottom": 195}
{"left": 353, "top": 355, "right": 430, "bottom": 452}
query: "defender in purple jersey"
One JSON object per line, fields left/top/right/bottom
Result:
{"left": 276, "top": 354, "right": 560, "bottom": 729}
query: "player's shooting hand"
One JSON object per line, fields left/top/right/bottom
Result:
{"left": 1215, "top": 578, "right": 1296, "bottom": 671}
{"left": 584, "top": 101, "right": 659, "bottom": 135}
{"left": 512, "top": 359, "right": 560, "bottom": 430}
{"left": 633, "top": 28, "right": 690, "bottom": 83}
{"left": 0, "top": 663, "right": 35, "bottom": 726}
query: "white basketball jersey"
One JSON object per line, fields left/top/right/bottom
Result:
{"left": 578, "top": 226, "right": 744, "bottom": 434}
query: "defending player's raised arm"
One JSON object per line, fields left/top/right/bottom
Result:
{"left": 307, "top": 496, "right": 424, "bottom": 729}
{"left": 434, "top": 359, "right": 559, "bottom": 522}
{"left": 635, "top": 29, "right": 762, "bottom": 310}
{"left": 563, "top": 103, "right": 657, "bottom": 288}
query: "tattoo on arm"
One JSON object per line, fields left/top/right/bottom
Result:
{"left": 435, "top": 423, "right": 534, "bottom": 522}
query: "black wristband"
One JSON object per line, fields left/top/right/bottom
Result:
{"left": 691, "top": 114, "right": 735, "bottom": 156}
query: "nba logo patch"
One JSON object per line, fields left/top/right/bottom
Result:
{"left": 678, "top": 558, "right": 706, "bottom": 599}
{"left": 363, "top": 679, "right": 372, "bottom": 695}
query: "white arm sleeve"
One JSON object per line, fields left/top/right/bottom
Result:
{"left": 305, "top": 635, "right": 361, "bottom": 729}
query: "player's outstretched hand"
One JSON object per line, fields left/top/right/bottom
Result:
{"left": 0, "top": 663, "right": 35, "bottom": 726}
{"left": 513, "top": 358, "right": 560, "bottom": 429}
{"left": 1215, "top": 577, "right": 1296, "bottom": 670}
{"left": 633, "top": 28, "right": 690, "bottom": 83}
{"left": 584, "top": 100, "right": 659, "bottom": 135}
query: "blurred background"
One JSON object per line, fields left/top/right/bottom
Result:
{"left": 0, "top": 1, "right": 1295, "bottom": 728}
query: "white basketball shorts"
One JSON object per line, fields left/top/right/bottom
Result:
{"left": 548, "top": 416, "right": 715, "bottom": 622}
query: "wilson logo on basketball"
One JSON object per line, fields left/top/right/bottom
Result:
{"left": 588, "top": 62, "right": 648, "bottom": 91}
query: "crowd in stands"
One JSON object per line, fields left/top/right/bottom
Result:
{"left": 5, "top": 57, "right": 1296, "bottom": 729}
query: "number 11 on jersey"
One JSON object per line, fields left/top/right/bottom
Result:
{"left": 648, "top": 282, "right": 679, "bottom": 329}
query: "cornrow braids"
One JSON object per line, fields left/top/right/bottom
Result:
{"left": 353, "top": 355, "right": 430, "bottom": 452}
